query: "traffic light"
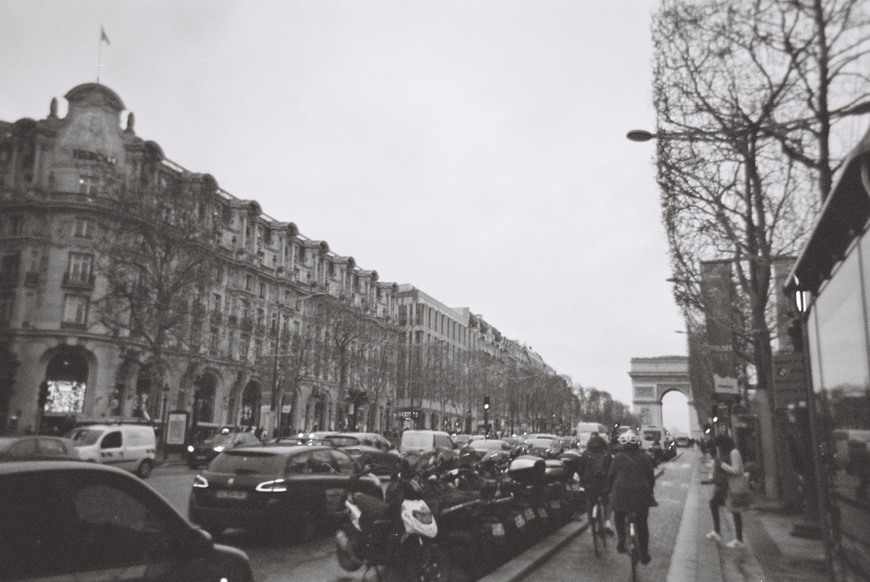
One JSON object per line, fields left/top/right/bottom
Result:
{"left": 37, "top": 381, "right": 50, "bottom": 410}
{"left": 483, "top": 395, "right": 490, "bottom": 410}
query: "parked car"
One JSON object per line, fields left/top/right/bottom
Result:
{"left": 323, "top": 432, "right": 401, "bottom": 475}
{"left": 0, "top": 436, "right": 80, "bottom": 462}
{"left": 452, "top": 433, "right": 474, "bottom": 448}
{"left": 67, "top": 423, "right": 157, "bottom": 478}
{"left": 0, "top": 460, "right": 253, "bottom": 581}
{"left": 187, "top": 430, "right": 262, "bottom": 469}
{"left": 524, "top": 437, "right": 565, "bottom": 458}
{"left": 459, "top": 438, "right": 513, "bottom": 464}
{"left": 674, "top": 434, "right": 691, "bottom": 447}
{"left": 188, "top": 445, "right": 382, "bottom": 542}
{"left": 272, "top": 431, "right": 339, "bottom": 446}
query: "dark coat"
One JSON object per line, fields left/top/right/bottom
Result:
{"left": 606, "top": 448, "right": 655, "bottom": 512}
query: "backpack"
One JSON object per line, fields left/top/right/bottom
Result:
{"left": 585, "top": 451, "right": 608, "bottom": 480}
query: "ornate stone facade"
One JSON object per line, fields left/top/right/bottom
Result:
{"left": 0, "top": 83, "right": 399, "bottom": 437}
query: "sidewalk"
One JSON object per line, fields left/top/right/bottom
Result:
{"left": 680, "top": 455, "right": 828, "bottom": 582}
{"left": 494, "top": 450, "right": 828, "bottom": 582}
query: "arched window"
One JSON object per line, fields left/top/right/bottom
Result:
{"left": 240, "top": 381, "right": 260, "bottom": 427}
{"left": 134, "top": 365, "right": 159, "bottom": 421}
{"left": 193, "top": 374, "right": 217, "bottom": 425}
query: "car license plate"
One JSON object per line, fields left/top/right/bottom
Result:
{"left": 524, "top": 508, "right": 536, "bottom": 521}
{"left": 491, "top": 523, "right": 506, "bottom": 537}
{"left": 216, "top": 490, "right": 247, "bottom": 500}
{"left": 514, "top": 514, "right": 526, "bottom": 528}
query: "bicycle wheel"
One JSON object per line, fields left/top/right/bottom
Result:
{"left": 591, "top": 504, "right": 601, "bottom": 557}
{"left": 628, "top": 518, "right": 639, "bottom": 582}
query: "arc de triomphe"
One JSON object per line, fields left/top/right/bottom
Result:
{"left": 628, "top": 355, "right": 701, "bottom": 439}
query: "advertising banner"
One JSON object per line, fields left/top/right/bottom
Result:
{"left": 166, "top": 411, "right": 188, "bottom": 445}
{"left": 701, "top": 260, "right": 740, "bottom": 395}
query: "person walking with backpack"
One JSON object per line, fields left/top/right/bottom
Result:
{"left": 578, "top": 433, "right": 614, "bottom": 533}
{"left": 606, "top": 430, "right": 656, "bottom": 564}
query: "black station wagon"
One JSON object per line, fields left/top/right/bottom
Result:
{"left": 188, "top": 445, "right": 382, "bottom": 542}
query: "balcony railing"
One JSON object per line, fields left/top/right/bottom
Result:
{"left": 62, "top": 272, "right": 95, "bottom": 289}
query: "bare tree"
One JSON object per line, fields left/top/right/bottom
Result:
{"left": 93, "top": 175, "right": 221, "bottom": 419}
{"left": 652, "top": 0, "right": 870, "bottom": 499}
{"left": 343, "top": 331, "right": 398, "bottom": 432}
{"left": 308, "top": 296, "right": 393, "bottom": 430}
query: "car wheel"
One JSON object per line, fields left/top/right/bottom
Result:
{"left": 137, "top": 459, "right": 154, "bottom": 479}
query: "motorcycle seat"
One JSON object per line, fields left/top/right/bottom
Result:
{"left": 352, "top": 492, "right": 391, "bottom": 520}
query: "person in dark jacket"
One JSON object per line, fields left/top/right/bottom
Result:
{"left": 578, "top": 433, "right": 614, "bottom": 533}
{"left": 606, "top": 429, "right": 655, "bottom": 564}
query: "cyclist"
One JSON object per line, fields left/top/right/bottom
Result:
{"left": 606, "top": 429, "right": 655, "bottom": 565}
{"left": 577, "top": 433, "right": 614, "bottom": 533}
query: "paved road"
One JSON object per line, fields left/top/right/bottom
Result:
{"left": 147, "top": 465, "right": 356, "bottom": 581}
{"left": 521, "top": 452, "right": 693, "bottom": 582}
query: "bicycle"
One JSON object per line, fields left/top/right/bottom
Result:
{"left": 625, "top": 511, "right": 640, "bottom": 582}
{"left": 587, "top": 492, "right": 608, "bottom": 557}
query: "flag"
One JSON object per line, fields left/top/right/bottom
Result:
{"left": 101, "top": 25, "right": 110, "bottom": 45}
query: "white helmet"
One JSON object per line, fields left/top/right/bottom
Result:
{"left": 618, "top": 430, "right": 640, "bottom": 447}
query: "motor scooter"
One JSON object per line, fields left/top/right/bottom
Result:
{"left": 335, "top": 463, "right": 442, "bottom": 582}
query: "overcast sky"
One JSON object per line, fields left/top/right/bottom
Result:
{"left": 1, "top": 0, "right": 691, "bottom": 429}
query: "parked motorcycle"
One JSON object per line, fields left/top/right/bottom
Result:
{"left": 335, "top": 463, "right": 443, "bottom": 582}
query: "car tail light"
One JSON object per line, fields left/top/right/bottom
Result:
{"left": 255, "top": 479, "right": 288, "bottom": 492}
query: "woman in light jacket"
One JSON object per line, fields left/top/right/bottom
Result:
{"left": 706, "top": 434, "right": 746, "bottom": 548}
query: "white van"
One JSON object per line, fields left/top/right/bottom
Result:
{"left": 399, "top": 430, "right": 454, "bottom": 456}
{"left": 576, "top": 422, "right": 609, "bottom": 451}
{"left": 68, "top": 424, "right": 158, "bottom": 478}
{"left": 640, "top": 425, "right": 664, "bottom": 451}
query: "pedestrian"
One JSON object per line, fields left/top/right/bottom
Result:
{"left": 578, "top": 433, "right": 614, "bottom": 532}
{"left": 606, "top": 430, "right": 655, "bottom": 565}
{"left": 706, "top": 434, "right": 747, "bottom": 548}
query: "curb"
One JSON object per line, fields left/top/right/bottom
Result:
{"left": 477, "top": 519, "right": 590, "bottom": 582}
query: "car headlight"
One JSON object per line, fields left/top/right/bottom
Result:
{"left": 255, "top": 479, "right": 288, "bottom": 493}
{"left": 213, "top": 445, "right": 225, "bottom": 452}
{"left": 187, "top": 445, "right": 195, "bottom": 453}
{"left": 193, "top": 475, "right": 209, "bottom": 488}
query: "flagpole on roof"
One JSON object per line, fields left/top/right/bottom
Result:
{"left": 97, "top": 24, "right": 110, "bottom": 84}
